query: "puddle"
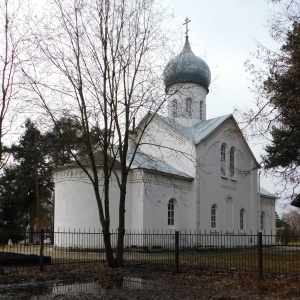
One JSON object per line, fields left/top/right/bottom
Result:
{"left": 115, "top": 276, "right": 156, "bottom": 289}
{"left": 0, "top": 276, "right": 158, "bottom": 299}
{"left": 0, "top": 283, "right": 52, "bottom": 300}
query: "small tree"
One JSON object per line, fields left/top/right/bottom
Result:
{"left": 282, "top": 210, "right": 300, "bottom": 231}
{"left": 276, "top": 211, "right": 286, "bottom": 228}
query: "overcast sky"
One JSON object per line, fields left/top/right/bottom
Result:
{"left": 162, "top": 0, "right": 278, "bottom": 117}
{"left": 162, "top": 0, "right": 287, "bottom": 210}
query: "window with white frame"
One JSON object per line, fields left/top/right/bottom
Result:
{"left": 260, "top": 211, "right": 265, "bottom": 231}
{"left": 186, "top": 98, "right": 192, "bottom": 118}
{"left": 168, "top": 199, "right": 175, "bottom": 226}
{"left": 200, "top": 100, "right": 203, "bottom": 121}
{"left": 172, "top": 99, "right": 178, "bottom": 118}
{"left": 211, "top": 204, "right": 217, "bottom": 229}
{"left": 230, "top": 147, "right": 235, "bottom": 178}
{"left": 240, "top": 209, "right": 245, "bottom": 231}
{"left": 221, "top": 143, "right": 226, "bottom": 176}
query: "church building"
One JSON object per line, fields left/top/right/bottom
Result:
{"left": 54, "top": 32, "right": 276, "bottom": 242}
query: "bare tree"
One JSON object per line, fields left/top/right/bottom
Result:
{"left": 282, "top": 210, "right": 300, "bottom": 230}
{"left": 0, "top": 0, "right": 23, "bottom": 167}
{"left": 22, "top": 0, "right": 173, "bottom": 267}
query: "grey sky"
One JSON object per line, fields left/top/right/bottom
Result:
{"left": 163, "top": 0, "right": 278, "bottom": 118}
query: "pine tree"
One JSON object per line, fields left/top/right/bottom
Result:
{"left": 0, "top": 117, "right": 102, "bottom": 243}
{"left": 263, "top": 22, "right": 300, "bottom": 178}
{"left": 9, "top": 119, "right": 54, "bottom": 240}
{"left": 44, "top": 117, "right": 100, "bottom": 168}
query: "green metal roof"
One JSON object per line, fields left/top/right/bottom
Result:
{"left": 127, "top": 150, "right": 193, "bottom": 180}
{"left": 260, "top": 187, "right": 276, "bottom": 199}
{"left": 158, "top": 114, "right": 232, "bottom": 145}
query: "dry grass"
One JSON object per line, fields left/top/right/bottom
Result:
{"left": 1, "top": 244, "right": 300, "bottom": 276}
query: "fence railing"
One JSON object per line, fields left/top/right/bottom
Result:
{"left": 1, "top": 230, "right": 299, "bottom": 278}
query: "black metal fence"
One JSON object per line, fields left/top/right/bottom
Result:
{"left": 1, "top": 230, "right": 299, "bottom": 278}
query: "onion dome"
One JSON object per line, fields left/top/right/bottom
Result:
{"left": 163, "top": 37, "right": 211, "bottom": 91}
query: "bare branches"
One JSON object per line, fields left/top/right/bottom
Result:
{"left": 0, "top": 0, "right": 23, "bottom": 165}
{"left": 22, "top": 0, "right": 173, "bottom": 267}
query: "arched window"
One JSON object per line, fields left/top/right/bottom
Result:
{"left": 172, "top": 99, "right": 178, "bottom": 118}
{"left": 168, "top": 199, "right": 175, "bottom": 226}
{"left": 211, "top": 204, "right": 217, "bottom": 229}
{"left": 200, "top": 100, "right": 203, "bottom": 121}
{"left": 230, "top": 147, "right": 235, "bottom": 178}
{"left": 186, "top": 98, "right": 192, "bottom": 118}
{"left": 221, "top": 143, "right": 226, "bottom": 176}
{"left": 240, "top": 209, "right": 245, "bottom": 230}
{"left": 260, "top": 211, "right": 265, "bottom": 231}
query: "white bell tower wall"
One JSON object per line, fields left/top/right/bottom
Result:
{"left": 167, "top": 83, "right": 208, "bottom": 127}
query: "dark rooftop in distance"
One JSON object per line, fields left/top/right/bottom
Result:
{"left": 291, "top": 194, "right": 300, "bottom": 208}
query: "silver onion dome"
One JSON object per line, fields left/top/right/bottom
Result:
{"left": 163, "top": 37, "right": 211, "bottom": 91}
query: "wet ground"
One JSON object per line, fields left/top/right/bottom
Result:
{"left": 1, "top": 264, "right": 300, "bottom": 299}
{"left": 0, "top": 276, "right": 160, "bottom": 299}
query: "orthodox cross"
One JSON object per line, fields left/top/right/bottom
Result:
{"left": 183, "top": 17, "right": 191, "bottom": 37}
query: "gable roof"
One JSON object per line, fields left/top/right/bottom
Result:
{"left": 128, "top": 150, "right": 193, "bottom": 180}
{"left": 57, "top": 150, "right": 122, "bottom": 170}
{"left": 57, "top": 148, "right": 193, "bottom": 180}
{"left": 158, "top": 114, "right": 231, "bottom": 144}
{"left": 155, "top": 114, "right": 259, "bottom": 167}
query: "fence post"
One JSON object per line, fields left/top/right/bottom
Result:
{"left": 175, "top": 231, "right": 179, "bottom": 273}
{"left": 39, "top": 229, "right": 44, "bottom": 272}
{"left": 257, "top": 232, "right": 263, "bottom": 280}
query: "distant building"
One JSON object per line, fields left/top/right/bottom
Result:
{"left": 291, "top": 195, "right": 300, "bottom": 208}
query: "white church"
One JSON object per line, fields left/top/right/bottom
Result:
{"left": 54, "top": 34, "right": 276, "bottom": 241}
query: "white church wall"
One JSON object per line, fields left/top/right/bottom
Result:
{"left": 259, "top": 196, "right": 276, "bottom": 245}
{"left": 134, "top": 173, "right": 189, "bottom": 246}
{"left": 186, "top": 176, "right": 198, "bottom": 232}
{"left": 196, "top": 119, "right": 260, "bottom": 236}
{"left": 137, "top": 115, "right": 196, "bottom": 178}
{"left": 127, "top": 170, "right": 145, "bottom": 230}
{"left": 54, "top": 167, "right": 122, "bottom": 248}
{"left": 141, "top": 172, "right": 191, "bottom": 232}
{"left": 260, "top": 196, "right": 276, "bottom": 235}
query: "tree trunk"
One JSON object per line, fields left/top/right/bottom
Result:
{"left": 93, "top": 175, "right": 116, "bottom": 267}
{"left": 116, "top": 183, "right": 126, "bottom": 266}
{"left": 102, "top": 225, "right": 116, "bottom": 267}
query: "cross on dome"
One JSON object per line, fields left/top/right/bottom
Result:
{"left": 183, "top": 17, "right": 191, "bottom": 37}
